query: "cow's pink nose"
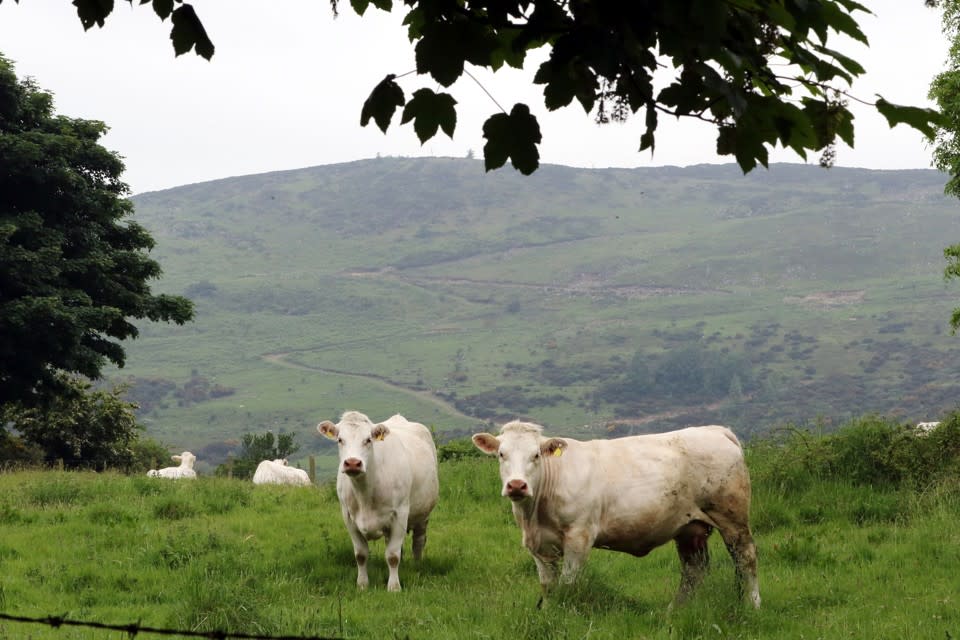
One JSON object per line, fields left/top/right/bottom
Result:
{"left": 506, "top": 479, "right": 528, "bottom": 498}
{"left": 343, "top": 458, "right": 364, "bottom": 475}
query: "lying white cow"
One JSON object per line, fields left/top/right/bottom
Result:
{"left": 147, "top": 451, "right": 197, "bottom": 479}
{"left": 318, "top": 411, "right": 439, "bottom": 592}
{"left": 915, "top": 421, "right": 941, "bottom": 435}
{"left": 252, "top": 458, "right": 311, "bottom": 486}
{"left": 473, "top": 421, "right": 760, "bottom": 608}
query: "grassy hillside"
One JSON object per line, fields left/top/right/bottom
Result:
{"left": 0, "top": 417, "right": 958, "bottom": 639}
{"left": 112, "top": 158, "right": 960, "bottom": 467}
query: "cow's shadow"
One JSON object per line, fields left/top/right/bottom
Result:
{"left": 533, "top": 571, "right": 665, "bottom": 615}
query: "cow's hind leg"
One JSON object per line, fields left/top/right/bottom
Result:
{"left": 707, "top": 509, "right": 761, "bottom": 609}
{"left": 411, "top": 518, "right": 428, "bottom": 561}
{"left": 673, "top": 520, "right": 712, "bottom": 606}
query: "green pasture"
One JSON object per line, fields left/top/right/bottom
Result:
{"left": 1, "top": 419, "right": 959, "bottom": 639}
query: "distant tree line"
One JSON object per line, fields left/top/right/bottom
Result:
{"left": 591, "top": 345, "right": 756, "bottom": 411}
{"left": 120, "top": 374, "right": 236, "bottom": 414}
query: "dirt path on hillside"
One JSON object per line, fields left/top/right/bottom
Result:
{"left": 261, "top": 352, "right": 477, "bottom": 423}
{"left": 597, "top": 399, "right": 736, "bottom": 429}
{"left": 345, "top": 270, "right": 730, "bottom": 300}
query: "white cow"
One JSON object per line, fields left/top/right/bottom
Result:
{"left": 318, "top": 411, "right": 439, "bottom": 592}
{"left": 915, "top": 421, "right": 941, "bottom": 435}
{"left": 252, "top": 458, "right": 311, "bottom": 486}
{"left": 473, "top": 421, "right": 760, "bottom": 608}
{"left": 147, "top": 451, "right": 197, "bottom": 479}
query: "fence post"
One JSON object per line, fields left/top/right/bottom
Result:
{"left": 309, "top": 456, "right": 316, "bottom": 483}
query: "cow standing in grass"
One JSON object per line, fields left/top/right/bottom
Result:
{"left": 472, "top": 420, "right": 760, "bottom": 608}
{"left": 318, "top": 411, "right": 439, "bottom": 592}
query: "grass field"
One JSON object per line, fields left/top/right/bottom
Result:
{"left": 1, "top": 418, "right": 958, "bottom": 639}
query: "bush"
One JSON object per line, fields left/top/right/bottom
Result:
{"left": 437, "top": 437, "right": 486, "bottom": 462}
{"left": 749, "top": 412, "right": 960, "bottom": 492}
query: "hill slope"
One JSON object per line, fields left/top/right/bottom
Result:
{"left": 115, "top": 158, "right": 960, "bottom": 466}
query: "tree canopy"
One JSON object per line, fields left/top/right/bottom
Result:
{"left": 6, "top": 0, "right": 944, "bottom": 176}
{"left": 928, "top": 0, "right": 960, "bottom": 330}
{"left": 0, "top": 374, "right": 167, "bottom": 471}
{"left": 0, "top": 53, "right": 194, "bottom": 407}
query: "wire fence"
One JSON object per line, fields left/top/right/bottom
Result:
{"left": 0, "top": 612, "right": 343, "bottom": 640}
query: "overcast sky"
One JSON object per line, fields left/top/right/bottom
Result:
{"left": 0, "top": 1, "right": 949, "bottom": 194}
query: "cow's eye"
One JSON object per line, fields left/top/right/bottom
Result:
{"left": 498, "top": 451, "right": 505, "bottom": 459}
{"left": 336, "top": 438, "right": 343, "bottom": 445}
{"left": 363, "top": 437, "right": 372, "bottom": 445}
{"left": 534, "top": 452, "right": 541, "bottom": 460}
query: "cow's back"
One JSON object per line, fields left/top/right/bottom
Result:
{"left": 381, "top": 415, "right": 439, "bottom": 521}
{"left": 542, "top": 425, "right": 749, "bottom": 553}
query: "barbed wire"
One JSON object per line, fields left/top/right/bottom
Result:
{"left": 0, "top": 612, "right": 342, "bottom": 640}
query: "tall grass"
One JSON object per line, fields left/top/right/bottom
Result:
{"left": 1, "top": 416, "right": 959, "bottom": 639}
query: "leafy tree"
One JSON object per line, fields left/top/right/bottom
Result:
{"left": 929, "top": 0, "right": 960, "bottom": 332}
{"left": 217, "top": 432, "right": 301, "bottom": 480}
{"left": 0, "top": 54, "right": 194, "bottom": 407}
{"left": 0, "top": 374, "right": 158, "bottom": 471}
{"left": 8, "top": 1, "right": 942, "bottom": 176}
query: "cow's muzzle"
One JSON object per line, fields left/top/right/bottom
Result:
{"left": 504, "top": 479, "right": 529, "bottom": 501}
{"left": 342, "top": 457, "right": 364, "bottom": 476}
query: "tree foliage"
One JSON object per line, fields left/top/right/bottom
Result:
{"left": 356, "top": 0, "right": 942, "bottom": 175}
{"left": 0, "top": 54, "right": 194, "bottom": 407}
{"left": 0, "top": 374, "right": 159, "bottom": 471}
{"left": 929, "top": 0, "right": 960, "bottom": 332}
{"left": 7, "top": 0, "right": 943, "bottom": 176}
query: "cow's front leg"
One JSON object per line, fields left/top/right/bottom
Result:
{"left": 559, "top": 529, "right": 593, "bottom": 584}
{"left": 343, "top": 513, "right": 370, "bottom": 590}
{"left": 385, "top": 508, "right": 409, "bottom": 592}
{"left": 533, "top": 553, "right": 558, "bottom": 591}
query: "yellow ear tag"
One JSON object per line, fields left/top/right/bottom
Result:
{"left": 553, "top": 447, "right": 563, "bottom": 457}
{"left": 375, "top": 432, "right": 385, "bottom": 441}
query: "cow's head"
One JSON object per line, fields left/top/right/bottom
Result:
{"left": 473, "top": 420, "right": 567, "bottom": 501}
{"left": 318, "top": 411, "right": 390, "bottom": 477}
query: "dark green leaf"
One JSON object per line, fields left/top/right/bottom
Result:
{"left": 415, "top": 29, "right": 466, "bottom": 87}
{"left": 350, "top": 0, "right": 371, "bottom": 14}
{"left": 875, "top": 97, "right": 944, "bottom": 139}
{"left": 400, "top": 88, "right": 458, "bottom": 142}
{"left": 170, "top": 4, "right": 214, "bottom": 59}
{"left": 151, "top": 0, "right": 174, "bottom": 20}
{"left": 360, "top": 75, "right": 406, "bottom": 133}
{"left": 73, "top": 0, "right": 114, "bottom": 30}
{"left": 482, "top": 103, "right": 542, "bottom": 175}
{"left": 639, "top": 103, "right": 657, "bottom": 153}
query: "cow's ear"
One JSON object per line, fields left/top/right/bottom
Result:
{"left": 171, "top": 454, "right": 181, "bottom": 462}
{"left": 541, "top": 439, "right": 567, "bottom": 458}
{"left": 318, "top": 421, "right": 339, "bottom": 439}
{"left": 472, "top": 433, "right": 500, "bottom": 455}
{"left": 371, "top": 424, "right": 390, "bottom": 441}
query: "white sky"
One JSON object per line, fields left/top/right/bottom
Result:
{"left": 0, "top": 1, "right": 949, "bottom": 194}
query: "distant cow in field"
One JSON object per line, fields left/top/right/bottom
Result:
{"left": 318, "top": 411, "right": 439, "bottom": 592}
{"left": 252, "top": 459, "right": 311, "bottom": 486}
{"left": 472, "top": 421, "right": 760, "bottom": 608}
{"left": 915, "top": 421, "right": 941, "bottom": 435}
{"left": 147, "top": 452, "right": 197, "bottom": 479}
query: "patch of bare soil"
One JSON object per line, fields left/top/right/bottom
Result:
{"left": 783, "top": 289, "right": 865, "bottom": 307}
